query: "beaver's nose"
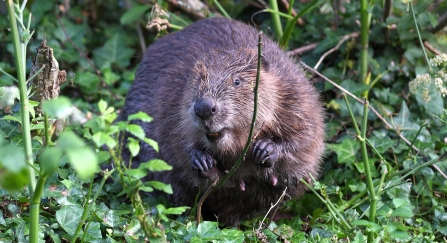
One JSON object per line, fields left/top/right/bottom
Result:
{"left": 194, "top": 98, "right": 218, "bottom": 120}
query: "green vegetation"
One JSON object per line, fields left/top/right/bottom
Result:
{"left": 1, "top": 0, "right": 446, "bottom": 242}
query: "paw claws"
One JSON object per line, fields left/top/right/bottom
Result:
{"left": 252, "top": 139, "right": 277, "bottom": 167}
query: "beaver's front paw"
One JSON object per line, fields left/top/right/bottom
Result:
{"left": 190, "top": 149, "right": 217, "bottom": 178}
{"left": 252, "top": 139, "right": 278, "bottom": 167}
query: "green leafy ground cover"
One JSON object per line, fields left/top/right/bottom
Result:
{"left": 1, "top": 0, "right": 447, "bottom": 242}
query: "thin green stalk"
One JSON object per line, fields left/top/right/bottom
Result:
{"left": 197, "top": 32, "right": 264, "bottom": 223}
{"left": 342, "top": 189, "right": 367, "bottom": 210}
{"left": 0, "top": 67, "right": 19, "bottom": 81}
{"left": 301, "top": 179, "right": 352, "bottom": 231}
{"left": 342, "top": 154, "right": 434, "bottom": 211}
{"left": 385, "top": 156, "right": 445, "bottom": 190}
{"left": 359, "top": 0, "right": 371, "bottom": 89}
{"left": 212, "top": 0, "right": 230, "bottom": 18}
{"left": 360, "top": 100, "right": 376, "bottom": 243}
{"left": 377, "top": 163, "right": 388, "bottom": 195}
{"left": 343, "top": 94, "right": 361, "bottom": 135}
{"left": 343, "top": 94, "right": 376, "bottom": 242}
{"left": 269, "top": 0, "right": 283, "bottom": 39}
{"left": 279, "top": 0, "right": 322, "bottom": 48}
{"left": 409, "top": 0, "right": 430, "bottom": 68}
{"left": 168, "top": 23, "right": 183, "bottom": 30}
{"left": 383, "top": 0, "right": 393, "bottom": 40}
{"left": 216, "top": 32, "right": 263, "bottom": 188}
{"left": 287, "top": 0, "right": 295, "bottom": 16}
{"left": 44, "top": 114, "right": 50, "bottom": 146}
{"left": 7, "top": 0, "right": 36, "bottom": 194}
{"left": 262, "top": 9, "right": 294, "bottom": 19}
{"left": 72, "top": 170, "right": 115, "bottom": 243}
{"left": 29, "top": 175, "right": 47, "bottom": 243}
{"left": 367, "top": 70, "right": 389, "bottom": 92}
{"left": 26, "top": 65, "right": 45, "bottom": 83}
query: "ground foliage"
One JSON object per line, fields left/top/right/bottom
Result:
{"left": 1, "top": 0, "right": 447, "bottom": 242}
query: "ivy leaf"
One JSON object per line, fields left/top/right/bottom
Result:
{"left": 340, "top": 79, "right": 370, "bottom": 96}
{"left": 221, "top": 228, "right": 245, "bottom": 242}
{"left": 54, "top": 18, "right": 86, "bottom": 46}
{"left": 75, "top": 72, "right": 100, "bottom": 92}
{"left": 120, "top": 5, "right": 150, "bottom": 25}
{"left": 93, "top": 34, "right": 135, "bottom": 69}
{"left": 56, "top": 205, "right": 84, "bottom": 236}
{"left": 196, "top": 221, "right": 220, "bottom": 238}
{"left": 368, "top": 136, "right": 394, "bottom": 154}
{"left": 390, "top": 101, "right": 420, "bottom": 138}
{"left": 329, "top": 139, "right": 360, "bottom": 164}
{"left": 386, "top": 223, "right": 411, "bottom": 240}
{"left": 391, "top": 207, "right": 414, "bottom": 218}
{"left": 84, "top": 222, "right": 102, "bottom": 240}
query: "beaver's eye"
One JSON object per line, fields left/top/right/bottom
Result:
{"left": 233, "top": 78, "right": 241, "bottom": 86}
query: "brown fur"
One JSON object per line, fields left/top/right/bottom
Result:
{"left": 119, "top": 17, "right": 325, "bottom": 225}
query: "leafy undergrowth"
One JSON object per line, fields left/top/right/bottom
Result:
{"left": 1, "top": 0, "right": 447, "bottom": 242}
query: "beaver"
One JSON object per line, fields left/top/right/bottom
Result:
{"left": 119, "top": 17, "right": 325, "bottom": 225}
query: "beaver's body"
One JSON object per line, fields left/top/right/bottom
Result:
{"left": 119, "top": 17, "right": 325, "bottom": 225}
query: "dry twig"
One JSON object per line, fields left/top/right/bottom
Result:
{"left": 314, "top": 32, "right": 360, "bottom": 69}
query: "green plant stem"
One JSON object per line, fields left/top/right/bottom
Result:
{"left": 279, "top": 0, "right": 321, "bottom": 48}
{"left": 359, "top": 0, "right": 371, "bottom": 89}
{"left": 342, "top": 152, "right": 438, "bottom": 211}
{"left": 7, "top": 0, "right": 35, "bottom": 194}
{"left": 197, "top": 32, "right": 263, "bottom": 223}
{"left": 269, "top": 0, "right": 283, "bottom": 39}
{"left": 343, "top": 95, "right": 376, "bottom": 242}
{"left": 409, "top": 0, "right": 430, "bottom": 68}
{"left": 262, "top": 9, "right": 294, "bottom": 19}
{"left": 383, "top": 0, "right": 393, "bottom": 40}
{"left": 0, "top": 67, "right": 19, "bottom": 82}
{"left": 168, "top": 23, "right": 183, "bottom": 30}
{"left": 72, "top": 170, "right": 115, "bottom": 243}
{"left": 360, "top": 100, "right": 376, "bottom": 243}
{"left": 287, "top": 0, "right": 295, "bottom": 16}
{"left": 343, "top": 94, "right": 361, "bottom": 134}
{"left": 44, "top": 114, "right": 50, "bottom": 146}
{"left": 385, "top": 156, "right": 445, "bottom": 190}
{"left": 301, "top": 179, "right": 352, "bottom": 231}
{"left": 29, "top": 175, "right": 47, "bottom": 243}
{"left": 367, "top": 70, "right": 389, "bottom": 92}
{"left": 216, "top": 32, "right": 262, "bottom": 188}
{"left": 213, "top": 0, "right": 230, "bottom": 18}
